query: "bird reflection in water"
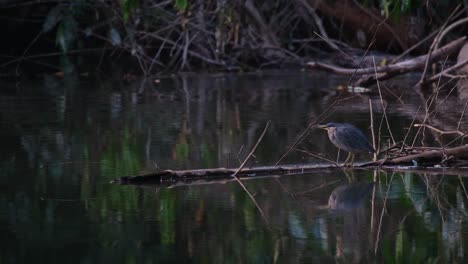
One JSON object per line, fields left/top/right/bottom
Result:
{"left": 328, "top": 182, "right": 374, "bottom": 210}
{"left": 327, "top": 182, "right": 374, "bottom": 263}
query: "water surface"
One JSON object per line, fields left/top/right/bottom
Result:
{"left": 1, "top": 71, "right": 468, "bottom": 263}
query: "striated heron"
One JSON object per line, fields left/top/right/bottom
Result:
{"left": 318, "top": 123, "right": 375, "bottom": 166}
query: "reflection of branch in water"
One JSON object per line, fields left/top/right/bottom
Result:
{"left": 458, "top": 175, "right": 468, "bottom": 200}
{"left": 420, "top": 174, "right": 447, "bottom": 223}
{"left": 294, "top": 179, "right": 341, "bottom": 196}
{"left": 370, "top": 170, "right": 377, "bottom": 235}
{"left": 374, "top": 172, "right": 395, "bottom": 254}
{"left": 232, "top": 121, "right": 271, "bottom": 225}
{"left": 273, "top": 177, "right": 297, "bottom": 200}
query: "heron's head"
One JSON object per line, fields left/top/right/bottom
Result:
{"left": 317, "top": 123, "right": 338, "bottom": 130}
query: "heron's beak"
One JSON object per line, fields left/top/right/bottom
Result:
{"left": 317, "top": 124, "right": 328, "bottom": 130}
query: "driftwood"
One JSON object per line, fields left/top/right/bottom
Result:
{"left": 116, "top": 144, "right": 468, "bottom": 185}
{"left": 307, "top": 36, "right": 467, "bottom": 87}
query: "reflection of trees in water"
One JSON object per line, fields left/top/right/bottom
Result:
{"left": 4, "top": 73, "right": 468, "bottom": 262}
{"left": 0, "top": 72, "right": 351, "bottom": 262}
{"left": 3, "top": 71, "right": 468, "bottom": 172}
{"left": 11, "top": 71, "right": 468, "bottom": 173}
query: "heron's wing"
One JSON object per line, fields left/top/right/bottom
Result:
{"left": 334, "top": 126, "right": 375, "bottom": 153}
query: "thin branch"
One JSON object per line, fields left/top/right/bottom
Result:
{"left": 457, "top": 101, "right": 468, "bottom": 131}
{"left": 231, "top": 121, "right": 271, "bottom": 225}
{"left": 232, "top": 121, "right": 271, "bottom": 177}
{"left": 414, "top": 123, "right": 467, "bottom": 137}
{"left": 419, "top": 5, "right": 462, "bottom": 84}
{"left": 373, "top": 56, "right": 396, "bottom": 144}
{"left": 420, "top": 58, "right": 468, "bottom": 87}
{"left": 369, "top": 99, "right": 377, "bottom": 161}
{"left": 390, "top": 30, "right": 439, "bottom": 63}
{"left": 294, "top": 148, "right": 340, "bottom": 167}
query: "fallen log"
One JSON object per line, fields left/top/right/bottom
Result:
{"left": 125, "top": 167, "right": 468, "bottom": 191}
{"left": 116, "top": 162, "right": 468, "bottom": 186}
{"left": 306, "top": 36, "right": 466, "bottom": 87}
{"left": 116, "top": 144, "right": 468, "bottom": 185}
{"left": 116, "top": 164, "right": 338, "bottom": 185}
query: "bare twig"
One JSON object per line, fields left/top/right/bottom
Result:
{"left": 296, "top": 0, "right": 338, "bottom": 50}
{"left": 419, "top": 5, "right": 462, "bottom": 84}
{"left": 397, "top": 106, "right": 422, "bottom": 157}
{"left": 236, "top": 145, "right": 245, "bottom": 165}
{"left": 232, "top": 121, "right": 271, "bottom": 225}
{"left": 373, "top": 57, "right": 396, "bottom": 144}
{"left": 414, "top": 123, "right": 467, "bottom": 137}
{"left": 420, "top": 58, "right": 468, "bottom": 87}
{"left": 458, "top": 175, "right": 468, "bottom": 199}
{"left": 457, "top": 101, "right": 468, "bottom": 131}
{"left": 390, "top": 30, "right": 439, "bottom": 63}
{"left": 232, "top": 121, "right": 271, "bottom": 177}
{"left": 369, "top": 99, "right": 377, "bottom": 161}
{"left": 294, "top": 148, "right": 340, "bottom": 167}
{"left": 433, "top": 16, "right": 468, "bottom": 51}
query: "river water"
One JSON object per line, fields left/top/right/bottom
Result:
{"left": 1, "top": 71, "right": 468, "bottom": 263}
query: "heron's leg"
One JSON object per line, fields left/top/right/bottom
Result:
{"left": 343, "top": 152, "right": 352, "bottom": 165}
{"left": 336, "top": 149, "right": 341, "bottom": 163}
